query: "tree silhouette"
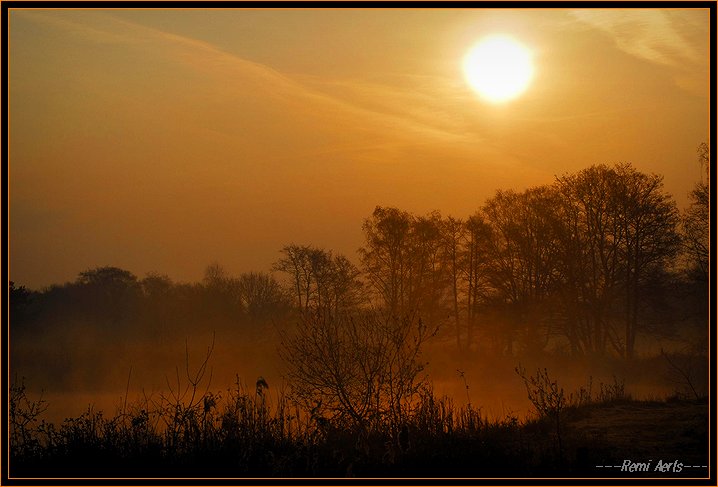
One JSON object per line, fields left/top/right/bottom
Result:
{"left": 359, "top": 207, "right": 414, "bottom": 317}
{"left": 274, "top": 244, "right": 363, "bottom": 316}
{"left": 280, "top": 309, "right": 434, "bottom": 434}
{"left": 75, "top": 266, "right": 141, "bottom": 324}
{"left": 441, "top": 216, "right": 465, "bottom": 352}
{"left": 461, "top": 213, "right": 493, "bottom": 351}
{"left": 481, "top": 186, "right": 564, "bottom": 355}
{"left": 612, "top": 164, "right": 681, "bottom": 359}
{"left": 235, "top": 271, "right": 290, "bottom": 327}
{"left": 555, "top": 164, "right": 680, "bottom": 358}
{"left": 683, "top": 143, "right": 709, "bottom": 281}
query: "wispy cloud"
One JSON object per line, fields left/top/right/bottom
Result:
{"left": 571, "top": 9, "right": 703, "bottom": 67}
{"left": 14, "top": 10, "right": 472, "bottom": 146}
{"left": 570, "top": 9, "right": 708, "bottom": 95}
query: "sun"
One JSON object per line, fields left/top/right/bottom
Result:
{"left": 463, "top": 35, "right": 534, "bottom": 104}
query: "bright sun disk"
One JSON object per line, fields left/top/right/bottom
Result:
{"left": 463, "top": 35, "right": 534, "bottom": 103}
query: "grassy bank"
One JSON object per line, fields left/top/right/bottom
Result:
{"left": 9, "top": 376, "right": 708, "bottom": 478}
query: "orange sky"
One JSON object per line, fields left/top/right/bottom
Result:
{"left": 9, "top": 8, "right": 711, "bottom": 289}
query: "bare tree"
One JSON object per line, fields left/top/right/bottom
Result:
{"left": 409, "top": 211, "right": 449, "bottom": 329}
{"left": 555, "top": 163, "right": 681, "bottom": 358}
{"left": 613, "top": 164, "right": 681, "bottom": 359}
{"left": 327, "top": 254, "right": 364, "bottom": 313}
{"left": 235, "top": 271, "right": 290, "bottom": 326}
{"left": 359, "top": 207, "right": 414, "bottom": 316}
{"left": 279, "top": 310, "right": 435, "bottom": 434}
{"left": 203, "top": 262, "right": 228, "bottom": 289}
{"left": 461, "top": 213, "right": 493, "bottom": 351}
{"left": 360, "top": 207, "right": 450, "bottom": 334}
{"left": 441, "top": 216, "right": 465, "bottom": 352}
{"left": 555, "top": 165, "right": 626, "bottom": 356}
{"left": 273, "top": 244, "right": 363, "bottom": 316}
{"left": 682, "top": 143, "right": 709, "bottom": 281}
{"left": 481, "top": 186, "right": 563, "bottom": 355}
{"left": 273, "top": 245, "right": 315, "bottom": 312}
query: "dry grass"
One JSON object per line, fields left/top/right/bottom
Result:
{"left": 9, "top": 372, "right": 708, "bottom": 478}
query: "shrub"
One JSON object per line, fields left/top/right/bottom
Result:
{"left": 515, "top": 365, "right": 565, "bottom": 456}
{"left": 279, "top": 310, "right": 436, "bottom": 436}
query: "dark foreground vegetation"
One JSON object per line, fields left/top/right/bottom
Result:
{"left": 9, "top": 371, "right": 708, "bottom": 478}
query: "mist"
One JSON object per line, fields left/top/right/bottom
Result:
{"left": 11, "top": 160, "right": 708, "bottom": 427}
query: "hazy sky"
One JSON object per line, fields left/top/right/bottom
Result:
{"left": 9, "top": 8, "right": 710, "bottom": 289}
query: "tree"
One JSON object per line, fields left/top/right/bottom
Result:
{"left": 613, "top": 163, "right": 681, "bottom": 359}
{"left": 555, "top": 165, "right": 626, "bottom": 356}
{"left": 235, "top": 271, "right": 291, "bottom": 327}
{"left": 555, "top": 164, "right": 681, "bottom": 358}
{"left": 481, "top": 187, "right": 563, "bottom": 355}
{"left": 77, "top": 266, "right": 139, "bottom": 289}
{"left": 9, "top": 281, "right": 36, "bottom": 329}
{"left": 460, "top": 213, "right": 493, "bottom": 352}
{"left": 203, "top": 262, "right": 230, "bottom": 291}
{"left": 139, "top": 272, "right": 176, "bottom": 340}
{"left": 441, "top": 216, "right": 465, "bottom": 352}
{"left": 359, "top": 207, "right": 451, "bottom": 332}
{"left": 273, "top": 245, "right": 314, "bottom": 311}
{"left": 141, "top": 272, "right": 174, "bottom": 298}
{"left": 280, "top": 309, "right": 435, "bottom": 433}
{"left": 273, "top": 244, "right": 363, "bottom": 316}
{"left": 326, "top": 254, "right": 364, "bottom": 313}
{"left": 359, "top": 207, "right": 414, "bottom": 316}
{"left": 75, "top": 266, "right": 141, "bottom": 323}
{"left": 682, "top": 143, "right": 709, "bottom": 281}
{"left": 409, "top": 211, "right": 449, "bottom": 330}
{"left": 201, "top": 262, "right": 243, "bottom": 321}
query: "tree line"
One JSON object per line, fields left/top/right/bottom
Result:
{"left": 274, "top": 157, "right": 707, "bottom": 359}
{"left": 9, "top": 265, "right": 293, "bottom": 345}
{"left": 10, "top": 154, "right": 709, "bottom": 360}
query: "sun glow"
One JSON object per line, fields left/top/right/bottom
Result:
{"left": 463, "top": 35, "right": 534, "bottom": 103}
